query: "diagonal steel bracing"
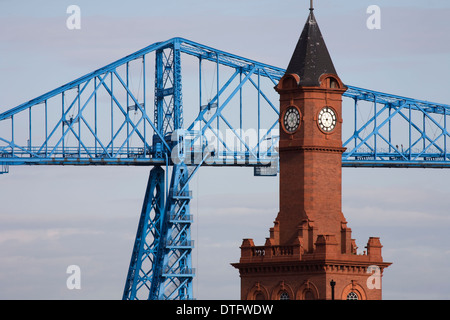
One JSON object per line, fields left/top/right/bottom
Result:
{"left": 2, "top": 37, "right": 450, "bottom": 299}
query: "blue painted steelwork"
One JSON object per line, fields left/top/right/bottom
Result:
{"left": 1, "top": 38, "right": 449, "bottom": 169}
{"left": 2, "top": 37, "right": 450, "bottom": 299}
{"left": 123, "top": 165, "right": 166, "bottom": 300}
{"left": 0, "top": 37, "right": 282, "bottom": 169}
{"left": 342, "top": 86, "right": 450, "bottom": 168}
{"left": 122, "top": 164, "right": 194, "bottom": 300}
{"left": 155, "top": 163, "right": 194, "bottom": 300}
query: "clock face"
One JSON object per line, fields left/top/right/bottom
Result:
{"left": 318, "top": 107, "right": 337, "bottom": 132}
{"left": 283, "top": 106, "right": 301, "bottom": 133}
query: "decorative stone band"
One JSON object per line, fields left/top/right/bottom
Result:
{"left": 279, "top": 145, "right": 347, "bottom": 154}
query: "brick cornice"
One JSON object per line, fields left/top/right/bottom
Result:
{"left": 232, "top": 259, "right": 392, "bottom": 276}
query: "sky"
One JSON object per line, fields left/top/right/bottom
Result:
{"left": 1, "top": 0, "right": 450, "bottom": 300}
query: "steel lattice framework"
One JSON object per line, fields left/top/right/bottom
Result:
{"left": 1, "top": 37, "right": 450, "bottom": 299}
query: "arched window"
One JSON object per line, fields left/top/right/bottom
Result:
{"left": 320, "top": 76, "right": 340, "bottom": 89}
{"left": 341, "top": 282, "right": 367, "bottom": 300}
{"left": 330, "top": 78, "right": 339, "bottom": 88}
{"left": 346, "top": 292, "right": 359, "bottom": 300}
{"left": 254, "top": 292, "right": 265, "bottom": 300}
{"left": 279, "top": 291, "right": 290, "bottom": 300}
{"left": 304, "top": 290, "right": 315, "bottom": 300}
{"left": 277, "top": 74, "right": 300, "bottom": 90}
{"left": 282, "top": 76, "right": 297, "bottom": 89}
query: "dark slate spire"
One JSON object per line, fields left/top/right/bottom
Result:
{"left": 285, "top": 9, "right": 338, "bottom": 86}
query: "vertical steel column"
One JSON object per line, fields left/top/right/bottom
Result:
{"left": 11, "top": 114, "right": 14, "bottom": 158}
{"left": 257, "top": 69, "right": 261, "bottom": 158}
{"left": 240, "top": 70, "right": 243, "bottom": 153}
{"left": 45, "top": 100, "right": 48, "bottom": 157}
{"left": 154, "top": 163, "right": 194, "bottom": 300}
{"left": 126, "top": 62, "right": 130, "bottom": 155}
{"left": 77, "top": 85, "right": 81, "bottom": 157}
{"left": 445, "top": 107, "right": 447, "bottom": 160}
{"left": 153, "top": 39, "right": 183, "bottom": 157}
{"left": 122, "top": 166, "right": 165, "bottom": 300}
{"left": 423, "top": 113, "right": 426, "bottom": 151}
{"left": 156, "top": 40, "right": 194, "bottom": 299}
{"left": 111, "top": 73, "right": 114, "bottom": 153}
{"left": 374, "top": 94, "right": 377, "bottom": 160}
{"left": 153, "top": 48, "right": 164, "bottom": 159}
{"left": 409, "top": 106, "right": 412, "bottom": 160}
{"left": 216, "top": 52, "right": 220, "bottom": 153}
{"left": 124, "top": 39, "right": 193, "bottom": 300}
{"left": 94, "top": 77, "right": 98, "bottom": 156}
{"left": 388, "top": 104, "right": 392, "bottom": 154}
{"left": 354, "top": 98, "right": 358, "bottom": 150}
{"left": 28, "top": 107, "right": 31, "bottom": 154}
{"left": 173, "top": 39, "right": 183, "bottom": 131}
{"left": 62, "top": 92, "right": 65, "bottom": 157}
{"left": 143, "top": 55, "right": 147, "bottom": 156}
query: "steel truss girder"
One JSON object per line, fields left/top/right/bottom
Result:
{"left": 1, "top": 37, "right": 450, "bottom": 170}
{"left": 0, "top": 37, "right": 282, "bottom": 170}
{"left": 342, "top": 86, "right": 450, "bottom": 167}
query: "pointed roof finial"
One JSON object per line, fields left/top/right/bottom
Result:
{"left": 310, "top": 0, "right": 314, "bottom": 11}
{"left": 284, "top": 2, "right": 339, "bottom": 86}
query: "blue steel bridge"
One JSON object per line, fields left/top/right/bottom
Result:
{"left": 0, "top": 37, "right": 449, "bottom": 299}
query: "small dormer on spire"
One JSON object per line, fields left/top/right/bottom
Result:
{"left": 285, "top": 7, "right": 339, "bottom": 87}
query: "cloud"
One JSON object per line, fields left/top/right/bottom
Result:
{"left": 343, "top": 181, "right": 450, "bottom": 227}
{"left": 0, "top": 228, "right": 103, "bottom": 245}
{"left": 2, "top": 0, "right": 450, "bottom": 301}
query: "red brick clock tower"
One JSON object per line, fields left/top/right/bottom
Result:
{"left": 232, "top": 8, "right": 391, "bottom": 300}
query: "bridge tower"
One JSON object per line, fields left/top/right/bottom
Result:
{"left": 232, "top": 7, "right": 391, "bottom": 300}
